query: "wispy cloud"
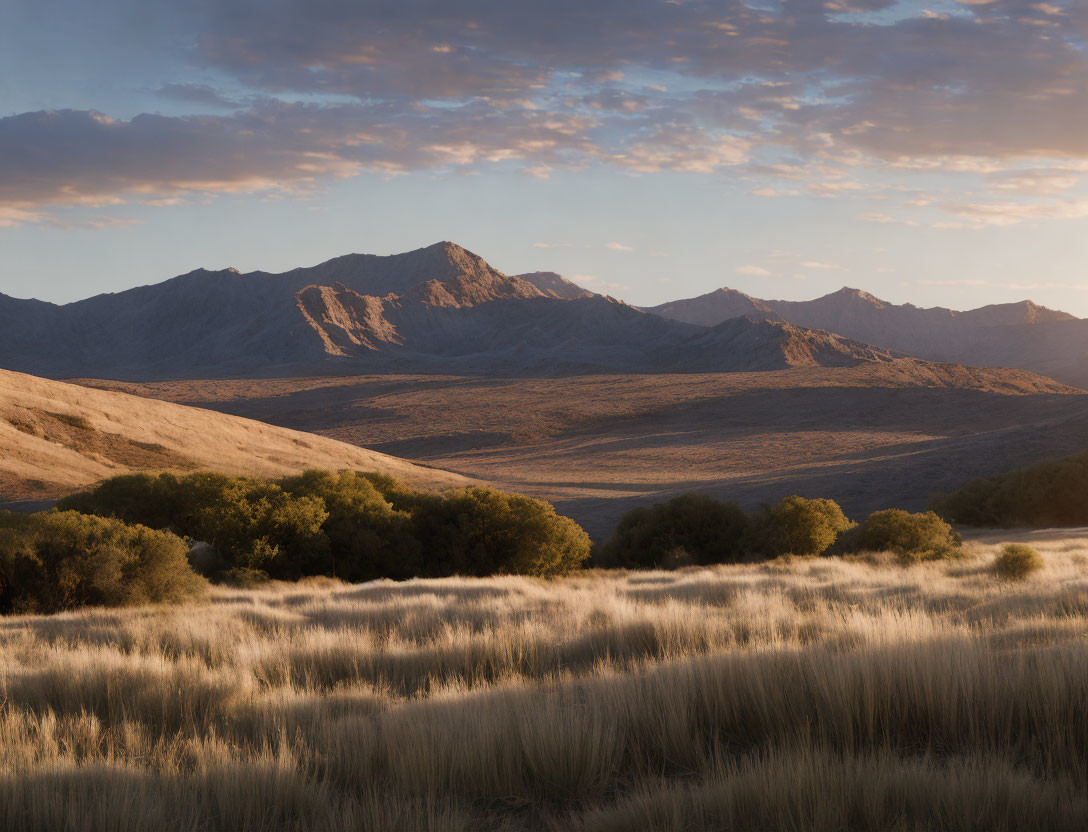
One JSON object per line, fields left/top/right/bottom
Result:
{"left": 916, "top": 279, "right": 988, "bottom": 287}
{"left": 605, "top": 241, "right": 634, "bottom": 252}
{"left": 6, "top": 0, "right": 1088, "bottom": 227}
{"left": 574, "top": 273, "right": 628, "bottom": 291}
{"left": 736, "top": 265, "right": 772, "bottom": 276}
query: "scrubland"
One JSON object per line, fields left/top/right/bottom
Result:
{"left": 91, "top": 371, "right": 1088, "bottom": 536}
{"left": 2, "top": 530, "right": 1088, "bottom": 830}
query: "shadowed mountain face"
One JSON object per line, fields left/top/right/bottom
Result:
{"left": 647, "top": 286, "right": 1088, "bottom": 388}
{"left": 0, "top": 242, "right": 934, "bottom": 381}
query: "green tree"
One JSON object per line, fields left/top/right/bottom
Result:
{"left": 411, "top": 487, "right": 591, "bottom": 577}
{"left": 932, "top": 451, "right": 1088, "bottom": 528}
{"left": 750, "top": 495, "right": 853, "bottom": 557}
{"left": 597, "top": 494, "right": 751, "bottom": 568}
{"left": 278, "top": 470, "right": 420, "bottom": 580}
{"left": 0, "top": 510, "right": 205, "bottom": 614}
{"left": 839, "top": 509, "right": 962, "bottom": 562}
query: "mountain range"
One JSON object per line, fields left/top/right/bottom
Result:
{"left": 1, "top": 241, "right": 1084, "bottom": 387}
{"left": 647, "top": 286, "right": 1088, "bottom": 388}
{"left": 0, "top": 242, "right": 911, "bottom": 380}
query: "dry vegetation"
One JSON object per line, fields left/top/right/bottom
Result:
{"left": 2, "top": 530, "right": 1087, "bottom": 830}
{"left": 0, "top": 369, "right": 471, "bottom": 505}
{"left": 80, "top": 371, "right": 1088, "bottom": 536}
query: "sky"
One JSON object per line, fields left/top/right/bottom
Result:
{"left": 3, "top": 0, "right": 1088, "bottom": 313}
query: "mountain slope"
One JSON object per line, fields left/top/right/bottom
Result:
{"left": 0, "top": 242, "right": 549, "bottom": 379}
{"left": 649, "top": 285, "right": 1086, "bottom": 387}
{"left": 644, "top": 288, "right": 781, "bottom": 327}
{"left": 0, "top": 244, "right": 942, "bottom": 379}
{"left": 287, "top": 288, "right": 924, "bottom": 375}
{"left": 648, "top": 317, "right": 904, "bottom": 372}
{"left": 0, "top": 368, "right": 470, "bottom": 502}
{"left": 3, "top": 245, "right": 1080, "bottom": 385}
{"left": 279, "top": 241, "right": 541, "bottom": 299}
{"left": 517, "top": 272, "right": 596, "bottom": 299}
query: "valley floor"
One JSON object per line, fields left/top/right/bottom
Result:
{"left": 86, "top": 369, "right": 1088, "bottom": 536}
{"left": 2, "top": 529, "right": 1087, "bottom": 830}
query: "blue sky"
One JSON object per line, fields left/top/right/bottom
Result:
{"left": 4, "top": 0, "right": 1088, "bottom": 313}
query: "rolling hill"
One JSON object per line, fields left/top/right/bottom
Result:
{"left": 0, "top": 368, "right": 470, "bottom": 504}
{"left": 88, "top": 363, "right": 1082, "bottom": 536}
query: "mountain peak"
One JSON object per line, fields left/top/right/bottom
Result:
{"left": 643, "top": 286, "right": 781, "bottom": 327}
{"left": 712, "top": 287, "right": 757, "bottom": 300}
{"left": 828, "top": 286, "right": 884, "bottom": 305}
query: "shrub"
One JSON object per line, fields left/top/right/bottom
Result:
{"left": 277, "top": 470, "right": 421, "bottom": 580}
{"left": 750, "top": 496, "right": 853, "bottom": 557}
{"left": 932, "top": 451, "right": 1088, "bottom": 527}
{"left": 58, "top": 472, "right": 179, "bottom": 530}
{"left": 58, "top": 471, "right": 593, "bottom": 582}
{"left": 411, "top": 487, "right": 591, "bottom": 577}
{"left": 993, "top": 543, "right": 1044, "bottom": 581}
{"left": 0, "top": 510, "right": 205, "bottom": 614}
{"left": 596, "top": 494, "right": 751, "bottom": 569}
{"left": 177, "top": 474, "right": 330, "bottom": 580}
{"left": 839, "top": 509, "right": 963, "bottom": 563}
{"left": 58, "top": 472, "right": 330, "bottom": 580}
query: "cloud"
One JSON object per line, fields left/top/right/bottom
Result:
{"left": 605, "top": 241, "right": 634, "bottom": 251}
{"left": 799, "top": 261, "right": 844, "bottom": 270}
{"left": 940, "top": 197, "right": 1088, "bottom": 227}
{"left": 0, "top": 206, "right": 48, "bottom": 228}
{"left": 736, "top": 265, "right": 772, "bottom": 276}
{"left": 609, "top": 128, "right": 750, "bottom": 174}
{"left": 0, "top": 102, "right": 601, "bottom": 212}
{"left": 533, "top": 242, "right": 572, "bottom": 249}
{"left": 8, "top": 0, "right": 1088, "bottom": 220}
{"left": 155, "top": 83, "right": 240, "bottom": 109}
{"left": 0, "top": 108, "right": 359, "bottom": 210}
{"left": 573, "top": 273, "right": 628, "bottom": 291}
{"left": 986, "top": 168, "right": 1081, "bottom": 195}
{"left": 916, "top": 279, "right": 988, "bottom": 287}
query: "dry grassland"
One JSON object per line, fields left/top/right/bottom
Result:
{"left": 84, "top": 372, "right": 1088, "bottom": 535}
{"left": 2, "top": 530, "right": 1087, "bottom": 830}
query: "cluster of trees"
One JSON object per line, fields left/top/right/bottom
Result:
{"left": 931, "top": 451, "right": 1088, "bottom": 528}
{"left": 1, "top": 466, "right": 998, "bottom": 617}
{"left": 0, "top": 510, "right": 204, "bottom": 614}
{"left": 596, "top": 494, "right": 962, "bottom": 568}
{"left": 57, "top": 470, "right": 591, "bottom": 584}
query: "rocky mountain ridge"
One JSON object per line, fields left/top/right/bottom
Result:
{"left": 0, "top": 242, "right": 926, "bottom": 380}
{"left": 646, "top": 285, "right": 1087, "bottom": 387}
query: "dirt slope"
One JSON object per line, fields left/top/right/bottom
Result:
{"left": 0, "top": 368, "right": 470, "bottom": 502}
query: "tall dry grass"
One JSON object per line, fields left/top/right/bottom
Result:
{"left": 1, "top": 531, "right": 1087, "bottom": 830}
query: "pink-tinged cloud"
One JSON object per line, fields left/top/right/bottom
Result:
{"left": 5, "top": 0, "right": 1088, "bottom": 222}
